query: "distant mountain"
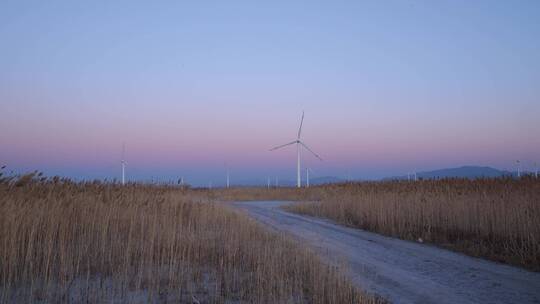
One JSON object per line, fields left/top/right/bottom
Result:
{"left": 198, "top": 166, "right": 515, "bottom": 188}
{"left": 384, "top": 166, "right": 510, "bottom": 180}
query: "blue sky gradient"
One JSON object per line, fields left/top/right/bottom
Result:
{"left": 1, "top": 0, "right": 539, "bottom": 185}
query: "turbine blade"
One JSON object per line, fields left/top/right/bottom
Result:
{"left": 299, "top": 141, "right": 323, "bottom": 161}
{"left": 269, "top": 140, "right": 297, "bottom": 151}
{"left": 297, "top": 111, "right": 304, "bottom": 140}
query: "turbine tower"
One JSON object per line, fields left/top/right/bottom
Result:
{"left": 517, "top": 160, "right": 521, "bottom": 178}
{"left": 270, "top": 112, "right": 323, "bottom": 188}
{"left": 306, "top": 168, "right": 314, "bottom": 188}
{"left": 121, "top": 143, "right": 126, "bottom": 185}
{"left": 225, "top": 163, "right": 230, "bottom": 188}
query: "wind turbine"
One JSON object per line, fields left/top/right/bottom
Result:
{"left": 270, "top": 112, "right": 323, "bottom": 188}
{"left": 516, "top": 160, "right": 521, "bottom": 178}
{"left": 535, "top": 162, "right": 538, "bottom": 179}
{"left": 306, "top": 168, "right": 315, "bottom": 188}
{"left": 121, "top": 143, "right": 126, "bottom": 185}
{"left": 225, "top": 163, "right": 230, "bottom": 188}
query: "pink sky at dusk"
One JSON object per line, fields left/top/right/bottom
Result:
{"left": 1, "top": 1, "right": 539, "bottom": 185}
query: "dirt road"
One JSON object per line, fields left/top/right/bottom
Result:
{"left": 234, "top": 201, "right": 540, "bottom": 304}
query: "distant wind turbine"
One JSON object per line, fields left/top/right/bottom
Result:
{"left": 516, "top": 160, "right": 521, "bottom": 178}
{"left": 270, "top": 112, "right": 323, "bottom": 188}
{"left": 535, "top": 162, "right": 538, "bottom": 179}
{"left": 121, "top": 143, "right": 126, "bottom": 185}
{"left": 306, "top": 168, "right": 315, "bottom": 188}
{"left": 225, "top": 163, "right": 230, "bottom": 188}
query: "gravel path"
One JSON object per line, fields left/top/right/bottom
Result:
{"left": 234, "top": 201, "right": 540, "bottom": 304}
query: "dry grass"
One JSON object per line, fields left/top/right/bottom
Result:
{"left": 0, "top": 173, "right": 379, "bottom": 303}
{"left": 283, "top": 178, "right": 540, "bottom": 271}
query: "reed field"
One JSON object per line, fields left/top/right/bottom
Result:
{"left": 2, "top": 170, "right": 538, "bottom": 304}
{"left": 0, "top": 172, "right": 378, "bottom": 304}
{"left": 282, "top": 178, "right": 540, "bottom": 271}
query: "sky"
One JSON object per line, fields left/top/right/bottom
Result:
{"left": 1, "top": 0, "right": 539, "bottom": 186}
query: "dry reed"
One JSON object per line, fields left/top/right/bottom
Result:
{"left": 0, "top": 173, "right": 379, "bottom": 303}
{"left": 283, "top": 178, "right": 540, "bottom": 271}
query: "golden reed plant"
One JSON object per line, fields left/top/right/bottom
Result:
{"left": 0, "top": 173, "right": 379, "bottom": 303}
{"left": 282, "top": 177, "right": 540, "bottom": 271}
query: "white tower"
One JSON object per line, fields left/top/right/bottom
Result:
{"left": 121, "top": 143, "right": 126, "bottom": 185}
{"left": 226, "top": 165, "right": 230, "bottom": 189}
{"left": 270, "top": 112, "right": 322, "bottom": 188}
{"left": 306, "top": 168, "right": 310, "bottom": 188}
{"left": 121, "top": 161, "right": 125, "bottom": 185}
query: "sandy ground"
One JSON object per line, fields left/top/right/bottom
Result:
{"left": 234, "top": 201, "right": 540, "bottom": 304}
